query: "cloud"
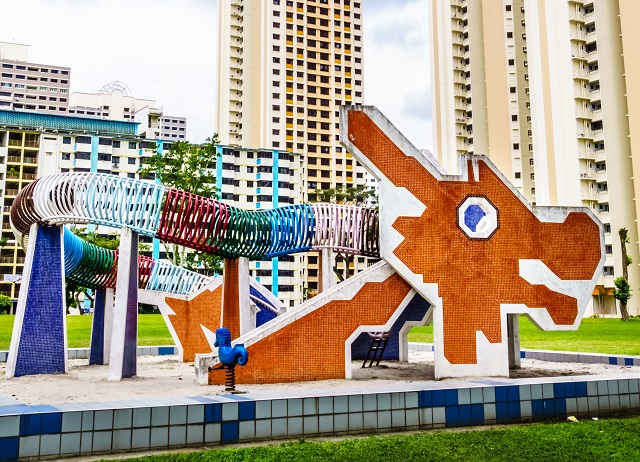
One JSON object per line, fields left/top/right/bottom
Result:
{"left": 2, "top": 0, "right": 217, "bottom": 143}
{"left": 365, "top": 0, "right": 428, "bottom": 46}
{"left": 403, "top": 87, "right": 432, "bottom": 121}
{"left": 363, "top": 0, "right": 432, "bottom": 150}
{"left": 1, "top": 0, "right": 433, "bottom": 151}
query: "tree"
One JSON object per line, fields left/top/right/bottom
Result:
{"left": 139, "top": 137, "right": 223, "bottom": 275}
{"left": 614, "top": 227, "right": 632, "bottom": 321}
{"left": 66, "top": 227, "right": 122, "bottom": 314}
{"left": 311, "top": 184, "right": 377, "bottom": 207}
{"left": 0, "top": 294, "right": 11, "bottom": 314}
{"left": 309, "top": 185, "right": 378, "bottom": 282}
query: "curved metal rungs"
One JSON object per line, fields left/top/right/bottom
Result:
{"left": 11, "top": 173, "right": 380, "bottom": 261}
{"left": 62, "top": 227, "right": 213, "bottom": 295}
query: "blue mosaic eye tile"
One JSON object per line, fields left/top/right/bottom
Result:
{"left": 238, "top": 401, "right": 255, "bottom": 421}
{"left": 220, "top": 422, "right": 239, "bottom": 443}
{"left": 464, "top": 205, "right": 486, "bottom": 232}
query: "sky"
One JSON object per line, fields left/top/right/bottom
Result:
{"left": 1, "top": 0, "right": 432, "bottom": 151}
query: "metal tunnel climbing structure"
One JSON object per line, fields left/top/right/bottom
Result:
{"left": 10, "top": 172, "right": 380, "bottom": 264}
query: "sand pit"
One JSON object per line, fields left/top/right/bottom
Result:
{"left": 1, "top": 351, "right": 638, "bottom": 405}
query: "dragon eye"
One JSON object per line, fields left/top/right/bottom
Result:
{"left": 457, "top": 196, "right": 499, "bottom": 239}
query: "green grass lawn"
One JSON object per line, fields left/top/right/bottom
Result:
{"left": 409, "top": 316, "right": 640, "bottom": 355}
{"left": 0, "top": 314, "right": 174, "bottom": 350}
{"left": 1, "top": 314, "right": 640, "bottom": 355}
{"left": 108, "top": 416, "right": 640, "bottom": 462}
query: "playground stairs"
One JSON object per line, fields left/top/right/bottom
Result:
{"left": 361, "top": 331, "right": 390, "bottom": 368}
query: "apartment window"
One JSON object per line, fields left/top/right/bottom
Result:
{"left": 508, "top": 59, "right": 515, "bottom": 66}
{"left": 510, "top": 87, "right": 516, "bottom": 94}
{"left": 129, "top": 142, "right": 137, "bottom": 149}
{"left": 506, "top": 4, "right": 512, "bottom": 11}
{"left": 513, "top": 143, "right": 519, "bottom": 150}
{"left": 511, "top": 115, "right": 518, "bottom": 121}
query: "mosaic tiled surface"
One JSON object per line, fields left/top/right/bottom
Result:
{"left": 89, "top": 289, "right": 106, "bottom": 366}
{"left": 122, "top": 232, "right": 139, "bottom": 379}
{"left": 347, "top": 111, "right": 602, "bottom": 365}
{"left": 222, "top": 259, "right": 241, "bottom": 339}
{"left": 351, "top": 294, "right": 430, "bottom": 361}
{"left": 209, "top": 273, "right": 413, "bottom": 384}
{"left": 1, "top": 374, "right": 639, "bottom": 460}
{"left": 14, "top": 226, "right": 65, "bottom": 377}
{"left": 252, "top": 288, "right": 278, "bottom": 327}
{"left": 165, "top": 287, "right": 223, "bottom": 362}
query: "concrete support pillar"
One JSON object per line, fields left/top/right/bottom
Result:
{"left": 6, "top": 224, "right": 67, "bottom": 378}
{"left": 507, "top": 314, "right": 521, "bottom": 370}
{"left": 89, "top": 288, "right": 115, "bottom": 365}
{"left": 318, "top": 248, "right": 336, "bottom": 293}
{"left": 108, "top": 228, "right": 139, "bottom": 381}
{"left": 238, "top": 257, "right": 252, "bottom": 336}
{"left": 221, "top": 257, "right": 251, "bottom": 338}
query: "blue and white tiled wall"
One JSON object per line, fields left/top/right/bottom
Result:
{"left": 1, "top": 376, "right": 640, "bottom": 460}
{"left": 520, "top": 350, "right": 640, "bottom": 366}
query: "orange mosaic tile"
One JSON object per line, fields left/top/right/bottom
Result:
{"left": 221, "top": 258, "right": 241, "bottom": 339}
{"left": 208, "top": 273, "right": 413, "bottom": 385}
{"left": 347, "top": 111, "right": 601, "bottom": 365}
{"left": 165, "top": 286, "right": 223, "bottom": 362}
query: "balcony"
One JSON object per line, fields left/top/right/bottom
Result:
{"left": 579, "top": 171, "right": 595, "bottom": 180}
{"left": 597, "top": 190, "right": 609, "bottom": 203}
{"left": 578, "top": 149, "right": 595, "bottom": 160}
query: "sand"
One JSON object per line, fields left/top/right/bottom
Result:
{"left": 1, "top": 351, "right": 638, "bottom": 406}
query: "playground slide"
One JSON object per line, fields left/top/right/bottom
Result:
{"left": 198, "top": 260, "right": 429, "bottom": 385}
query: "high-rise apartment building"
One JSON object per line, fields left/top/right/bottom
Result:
{"left": 216, "top": 145, "right": 305, "bottom": 307}
{"left": 430, "top": 0, "right": 640, "bottom": 314}
{"left": 216, "top": 0, "right": 368, "bottom": 299}
{"left": 0, "top": 41, "right": 71, "bottom": 115}
{"left": 0, "top": 110, "right": 142, "bottom": 306}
